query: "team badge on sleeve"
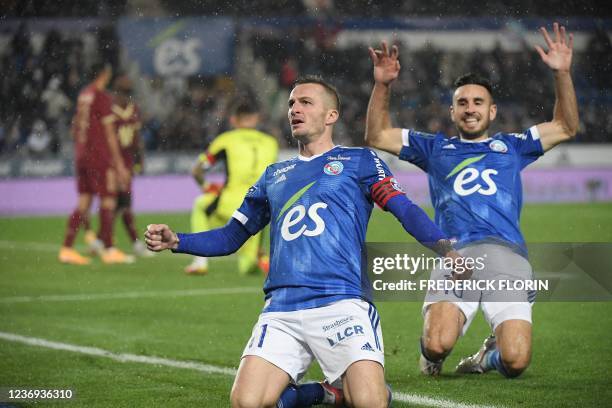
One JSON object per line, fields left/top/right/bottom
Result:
{"left": 390, "top": 177, "right": 405, "bottom": 193}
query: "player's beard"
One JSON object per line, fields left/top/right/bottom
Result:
{"left": 457, "top": 115, "right": 491, "bottom": 140}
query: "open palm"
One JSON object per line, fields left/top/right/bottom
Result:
{"left": 369, "top": 41, "right": 401, "bottom": 85}
{"left": 535, "top": 22, "right": 573, "bottom": 72}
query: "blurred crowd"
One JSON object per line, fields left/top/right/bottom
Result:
{"left": 1, "top": 20, "right": 611, "bottom": 158}
{"left": 255, "top": 25, "right": 612, "bottom": 147}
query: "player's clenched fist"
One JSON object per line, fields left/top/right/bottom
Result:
{"left": 144, "top": 224, "right": 179, "bottom": 251}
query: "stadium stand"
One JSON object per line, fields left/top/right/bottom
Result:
{"left": 1, "top": 1, "right": 610, "bottom": 160}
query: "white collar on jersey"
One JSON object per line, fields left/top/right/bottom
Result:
{"left": 453, "top": 136, "right": 492, "bottom": 144}
{"left": 297, "top": 145, "right": 340, "bottom": 161}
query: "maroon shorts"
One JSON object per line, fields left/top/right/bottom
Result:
{"left": 76, "top": 166, "right": 118, "bottom": 197}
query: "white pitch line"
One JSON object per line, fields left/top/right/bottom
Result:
{"left": 393, "top": 392, "right": 500, "bottom": 408}
{"left": 0, "top": 331, "right": 236, "bottom": 376}
{"left": 0, "top": 287, "right": 261, "bottom": 303}
{"left": 0, "top": 331, "right": 503, "bottom": 408}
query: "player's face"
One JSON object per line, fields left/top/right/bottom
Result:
{"left": 288, "top": 83, "right": 337, "bottom": 142}
{"left": 450, "top": 84, "right": 497, "bottom": 139}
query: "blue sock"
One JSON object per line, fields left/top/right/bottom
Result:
{"left": 277, "top": 385, "right": 298, "bottom": 408}
{"left": 485, "top": 349, "right": 511, "bottom": 378}
{"left": 296, "top": 383, "right": 325, "bottom": 406}
{"left": 277, "top": 383, "right": 325, "bottom": 408}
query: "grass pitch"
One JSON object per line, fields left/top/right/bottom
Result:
{"left": 1, "top": 203, "right": 611, "bottom": 407}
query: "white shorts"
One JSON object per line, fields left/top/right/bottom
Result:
{"left": 423, "top": 243, "right": 535, "bottom": 335}
{"left": 241, "top": 299, "right": 384, "bottom": 384}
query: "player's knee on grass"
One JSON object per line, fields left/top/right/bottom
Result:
{"left": 343, "top": 361, "right": 389, "bottom": 408}
{"left": 230, "top": 391, "right": 276, "bottom": 408}
{"left": 500, "top": 347, "right": 531, "bottom": 378}
{"left": 422, "top": 303, "right": 463, "bottom": 360}
{"left": 230, "top": 390, "right": 277, "bottom": 408}
{"left": 344, "top": 387, "right": 389, "bottom": 408}
{"left": 495, "top": 319, "right": 532, "bottom": 377}
{"left": 422, "top": 331, "right": 457, "bottom": 361}
{"left": 230, "top": 382, "right": 281, "bottom": 408}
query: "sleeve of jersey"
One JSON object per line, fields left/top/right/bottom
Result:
{"left": 385, "top": 194, "right": 448, "bottom": 251}
{"left": 172, "top": 218, "right": 250, "bottom": 256}
{"left": 197, "top": 151, "right": 217, "bottom": 170}
{"left": 505, "top": 126, "right": 544, "bottom": 169}
{"left": 231, "top": 173, "right": 271, "bottom": 235}
{"left": 370, "top": 176, "right": 405, "bottom": 208}
{"left": 398, "top": 129, "right": 436, "bottom": 171}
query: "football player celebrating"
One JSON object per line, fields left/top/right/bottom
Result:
{"left": 145, "top": 76, "right": 466, "bottom": 407}
{"left": 365, "top": 22, "right": 578, "bottom": 378}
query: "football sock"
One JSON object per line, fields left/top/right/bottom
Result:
{"left": 277, "top": 384, "right": 298, "bottom": 407}
{"left": 122, "top": 209, "right": 138, "bottom": 242}
{"left": 485, "top": 349, "right": 511, "bottom": 377}
{"left": 99, "top": 208, "right": 114, "bottom": 248}
{"left": 277, "top": 383, "right": 325, "bottom": 408}
{"left": 63, "top": 209, "right": 84, "bottom": 247}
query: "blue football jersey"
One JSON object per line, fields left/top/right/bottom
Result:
{"left": 399, "top": 127, "right": 544, "bottom": 255}
{"left": 233, "top": 146, "right": 402, "bottom": 312}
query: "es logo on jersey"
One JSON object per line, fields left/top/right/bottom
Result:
{"left": 454, "top": 168, "right": 498, "bottom": 196}
{"left": 278, "top": 181, "right": 328, "bottom": 241}
{"left": 446, "top": 155, "right": 498, "bottom": 196}
{"left": 326, "top": 324, "right": 365, "bottom": 348}
{"left": 324, "top": 161, "right": 343, "bottom": 176}
{"left": 281, "top": 203, "right": 327, "bottom": 241}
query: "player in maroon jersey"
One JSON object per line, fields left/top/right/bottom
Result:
{"left": 59, "top": 63, "right": 133, "bottom": 265}
{"left": 85, "top": 74, "right": 151, "bottom": 258}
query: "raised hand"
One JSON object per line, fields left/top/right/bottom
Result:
{"left": 535, "top": 22, "right": 573, "bottom": 73}
{"left": 368, "top": 41, "right": 401, "bottom": 85}
{"left": 144, "top": 224, "right": 179, "bottom": 251}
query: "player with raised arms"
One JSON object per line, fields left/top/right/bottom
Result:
{"left": 145, "top": 75, "right": 466, "bottom": 407}
{"left": 365, "top": 23, "right": 579, "bottom": 378}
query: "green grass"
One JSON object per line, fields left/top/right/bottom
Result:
{"left": 1, "top": 203, "right": 612, "bottom": 407}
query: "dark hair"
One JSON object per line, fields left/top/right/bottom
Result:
{"left": 293, "top": 75, "right": 341, "bottom": 113}
{"left": 454, "top": 73, "right": 494, "bottom": 99}
{"left": 229, "top": 97, "right": 260, "bottom": 117}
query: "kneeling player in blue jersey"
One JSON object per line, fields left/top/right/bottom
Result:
{"left": 145, "top": 76, "right": 466, "bottom": 407}
{"left": 365, "top": 22, "right": 579, "bottom": 379}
